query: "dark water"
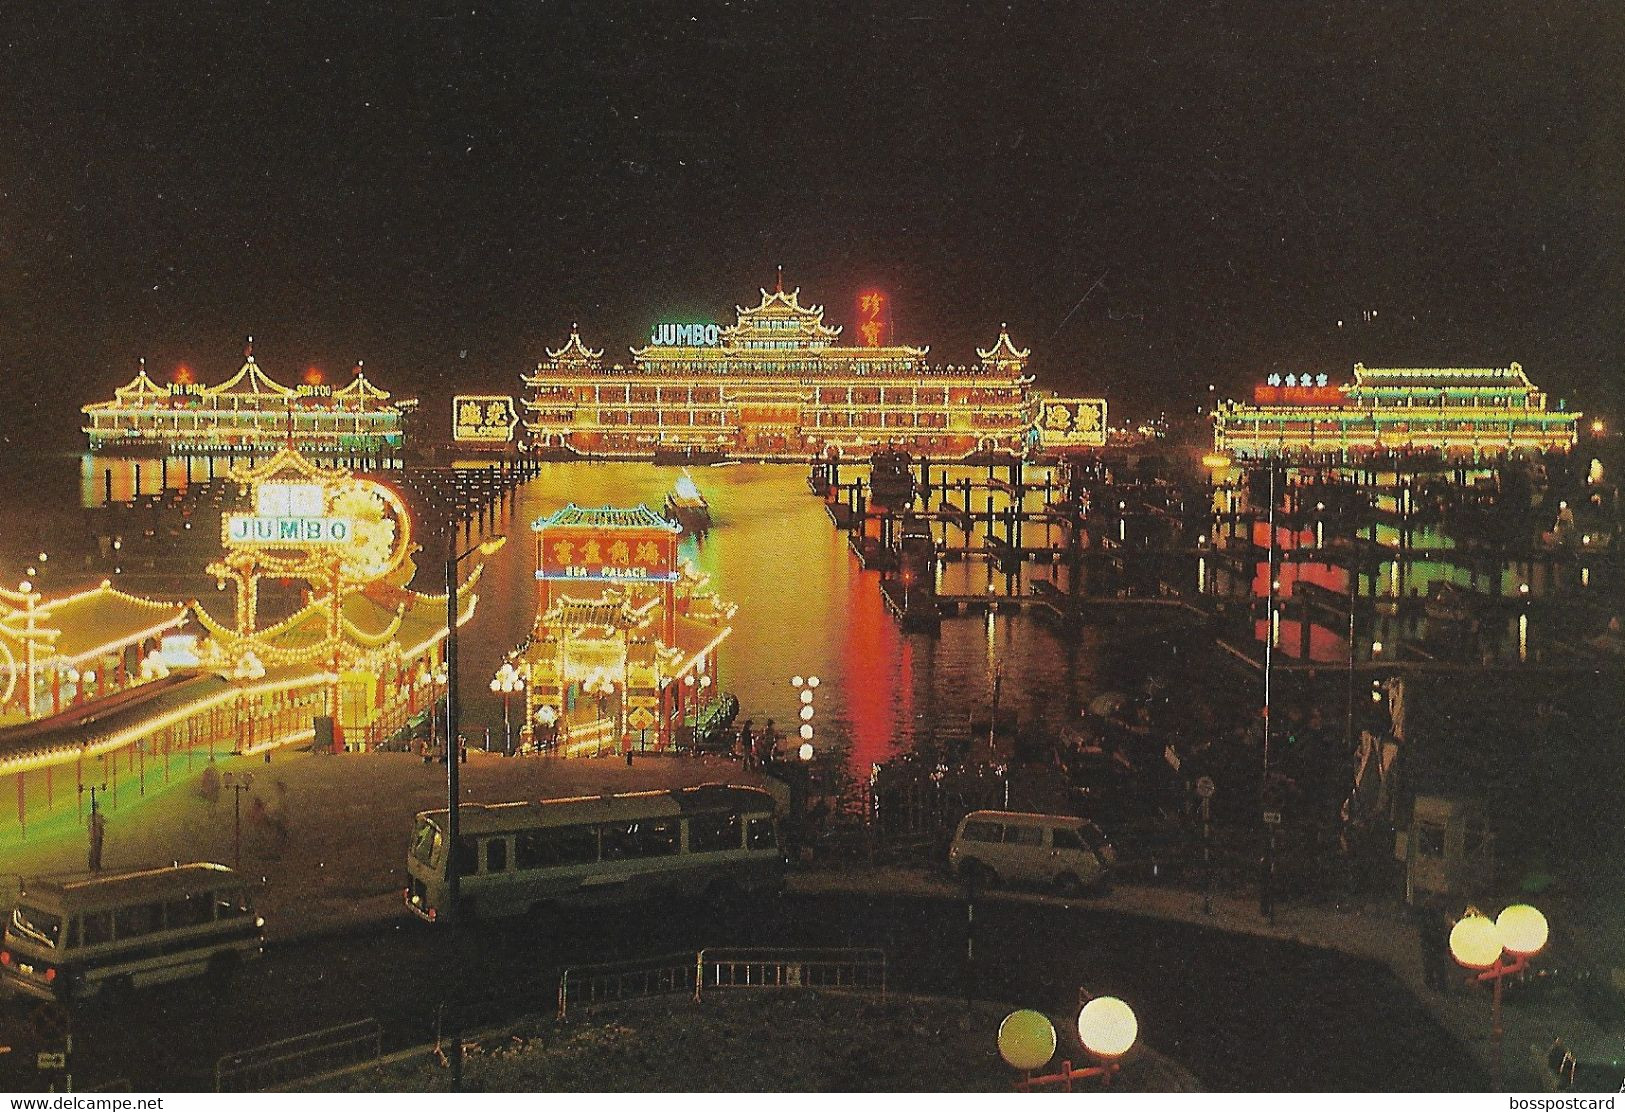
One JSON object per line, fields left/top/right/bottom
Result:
{"left": 446, "top": 462, "right": 1239, "bottom": 784}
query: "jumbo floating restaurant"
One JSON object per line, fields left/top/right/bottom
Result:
{"left": 520, "top": 278, "right": 1040, "bottom": 460}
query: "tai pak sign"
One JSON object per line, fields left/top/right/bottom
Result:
{"left": 226, "top": 482, "right": 353, "bottom": 546}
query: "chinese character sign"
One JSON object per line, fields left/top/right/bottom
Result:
{"left": 536, "top": 526, "right": 679, "bottom": 583}
{"left": 856, "top": 290, "right": 890, "bottom": 348}
{"left": 1036, "top": 399, "right": 1108, "bottom": 448}
{"left": 453, "top": 395, "right": 519, "bottom": 442}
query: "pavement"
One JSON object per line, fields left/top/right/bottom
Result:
{"left": 3, "top": 748, "right": 1617, "bottom": 1092}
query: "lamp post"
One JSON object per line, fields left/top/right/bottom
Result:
{"left": 999, "top": 995, "right": 1139, "bottom": 1091}
{"left": 1449, "top": 903, "right": 1548, "bottom": 1091}
{"left": 490, "top": 661, "right": 523, "bottom": 756}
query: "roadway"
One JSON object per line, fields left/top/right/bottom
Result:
{"left": 1, "top": 891, "right": 1480, "bottom": 1093}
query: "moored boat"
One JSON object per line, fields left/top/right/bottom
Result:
{"left": 664, "top": 470, "right": 712, "bottom": 535}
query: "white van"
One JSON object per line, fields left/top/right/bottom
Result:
{"left": 949, "top": 810, "right": 1116, "bottom": 896}
{"left": 1, "top": 863, "right": 264, "bottom": 1001}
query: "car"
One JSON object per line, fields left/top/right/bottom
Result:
{"left": 948, "top": 810, "right": 1116, "bottom": 897}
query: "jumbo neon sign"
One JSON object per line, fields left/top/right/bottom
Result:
{"left": 648, "top": 323, "right": 721, "bottom": 347}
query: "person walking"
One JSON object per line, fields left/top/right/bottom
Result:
{"left": 739, "top": 719, "right": 755, "bottom": 769}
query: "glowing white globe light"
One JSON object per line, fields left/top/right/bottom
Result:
{"left": 1496, "top": 904, "right": 1548, "bottom": 957}
{"left": 1449, "top": 914, "right": 1502, "bottom": 970}
{"left": 1077, "top": 996, "right": 1137, "bottom": 1059}
{"left": 798, "top": 723, "right": 813, "bottom": 740}
{"left": 798, "top": 743, "right": 813, "bottom": 762}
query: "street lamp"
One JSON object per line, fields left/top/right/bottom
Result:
{"left": 490, "top": 661, "right": 524, "bottom": 756}
{"left": 1449, "top": 903, "right": 1548, "bottom": 1091}
{"left": 1000, "top": 995, "right": 1139, "bottom": 1091}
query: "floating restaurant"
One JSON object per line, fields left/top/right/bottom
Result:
{"left": 1213, "top": 363, "right": 1580, "bottom": 461}
{"left": 82, "top": 344, "right": 414, "bottom": 456}
{"left": 521, "top": 279, "right": 1038, "bottom": 460}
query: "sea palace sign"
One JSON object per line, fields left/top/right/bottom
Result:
{"left": 225, "top": 482, "right": 353, "bottom": 546}
{"left": 648, "top": 323, "right": 721, "bottom": 347}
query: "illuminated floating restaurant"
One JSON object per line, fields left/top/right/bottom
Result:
{"left": 82, "top": 345, "right": 414, "bottom": 456}
{"left": 521, "top": 280, "right": 1037, "bottom": 460}
{"left": 1213, "top": 363, "right": 1580, "bottom": 461}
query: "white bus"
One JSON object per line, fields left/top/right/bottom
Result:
{"left": 1, "top": 863, "right": 264, "bottom": 1001}
{"left": 405, "top": 784, "right": 785, "bottom": 922}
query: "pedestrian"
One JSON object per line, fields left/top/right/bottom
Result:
{"left": 198, "top": 760, "right": 222, "bottom": 807}
{"left": 761, "top": 719, "right": 779, "bottom": 767}
{"left": 739, "top": 719, "right": 755, "bottom": 768}
{"left": 622, "top": 733, "right": 633, "bottom": 767}
{"left": 267, "top": 780, "right": 290, "bottom": 852}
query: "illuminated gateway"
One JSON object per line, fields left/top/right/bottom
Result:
{"left": 1213, "top": 363, "right": 1580, "bottom": 460}
{"left": 521, "top": 281, "right": 1037, "bottom": 459}
{"left": 82, "top": 345, "right": 413, "bottom": 456}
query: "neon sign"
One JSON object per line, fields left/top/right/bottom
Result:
{"left": 535, "top": 527, "right": 679, "bottom": 584}
{"left": 648, "top": 323, "right": 721, "bottom": 347}
{"left": 453, "top": 395, "right": 519, "bottom": 442}
{"left": 856, "top": 291, "right": 889, "bottom": 347}
{"left": 1036, "top": 398, "right": 1108, "bottom": 448}
{"left": 225, "top": 481, "right": 354, "bottom": 546}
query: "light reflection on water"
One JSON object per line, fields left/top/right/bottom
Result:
{"left": 449, "top": 463, "right": 1137, "bottom": 783}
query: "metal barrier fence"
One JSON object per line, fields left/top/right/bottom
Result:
{"left": 557, "top": 951, "right": 699, "bottom": 1020}
{"left": 700, "top": 947, "right": 887, "bottom": 996}
{"left": 215, "top": 1018, "right": 382, "bottom": 1092}
{"left": 558, "top": 947, "right": 886, "bottom": 1021}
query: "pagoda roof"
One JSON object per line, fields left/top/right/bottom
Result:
{"left": 110, "top": 360, "right": 170, "bottom": 405}
{"left": 1350, "top": 363, "right": 1537, "bottom": 391}
{"left": 332, "top": 364, "right": 391, "bottom": 401}
{"left": 546, "top": 327, "right": 605, "bottom": 362}
{"left": 977, "top": 325, "right": 1030, "bottom": 362}
{"left": 1, "top": 581, "right": 188, "bottom": 668}
{"left": 205, "top": 355, "right": 296, "bottom": 399}
{"left": 190, "top": 564, "right": 481, "bottom": 664}
{"left": 722, "top": 284, "right": 843, "bottom": 342}
{"left": 531, "top": 503, "right": 681, "bottom": 533}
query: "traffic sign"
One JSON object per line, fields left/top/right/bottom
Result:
{"left": 627, "top": 707, "right": 656, "bottom": 732}
{"left": 1195, "top": 776, "right": 1216, "bottom": 800}
{"left": 37, "top": 1052, "right": 66, "bottom": 1070}
{"left": 627, "top": 695, "right": 658, "bottom": 709}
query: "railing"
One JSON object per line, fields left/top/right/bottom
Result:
{"left": 557, "top": 951, "right": 698, "bottom": 1020}
{"left": 558, "top": 947, "right": 886, "bottom": 1021}
{"left": 698, "top": 947, "right": 887, "bottom": 997}
{"left": 215, "top": 1018, "right": 382, "bottom": 1092}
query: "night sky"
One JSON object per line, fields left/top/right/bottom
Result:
{"left": 2, "top": 2, "right": 1620, "bottom": 446}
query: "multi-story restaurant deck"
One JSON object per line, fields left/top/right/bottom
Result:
{"left": 522, "top": 282, "right": 1037, "bottom": 460}
{"left": 83, "top": 349, "right": 413, "bottom": 456}
{"left": 1213, "top": 363, "right": 1580, "bottom": 461}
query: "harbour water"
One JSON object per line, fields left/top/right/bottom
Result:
{"left": 451, "top": 462, "right": 1224, "bottom": 784}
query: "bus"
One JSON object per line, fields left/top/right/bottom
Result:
{"left": 405, "top": 784, "right": 785, "bottom": 922}
{"left": 1, "top": 863, "right": 264, "bottom": 1001}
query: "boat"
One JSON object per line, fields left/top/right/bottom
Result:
{"left": 868, "top": 448, "right": 916, "bottom": 511}
{"left": 664, "top": 470, "right": 712, "bottom": 535}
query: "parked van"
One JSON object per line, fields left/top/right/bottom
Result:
{"left": 1, "top": 863, "right": 264, "bottom": 1001}
{"left": 949, "top": 810, "right": 1116, "bottom": 895}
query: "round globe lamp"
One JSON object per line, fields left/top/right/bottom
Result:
{"left": 1077, "top": 996, "right": 1137, "bottom": 1060}
{"left": 1449, "top": 914, "right": 1503, "bottom": 970}
{"left": 998, "top": 1010, "right": 1056, "bottom": 1072}
{"left": 1495, "top": 904, "right": 1548, "bottom": 957}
